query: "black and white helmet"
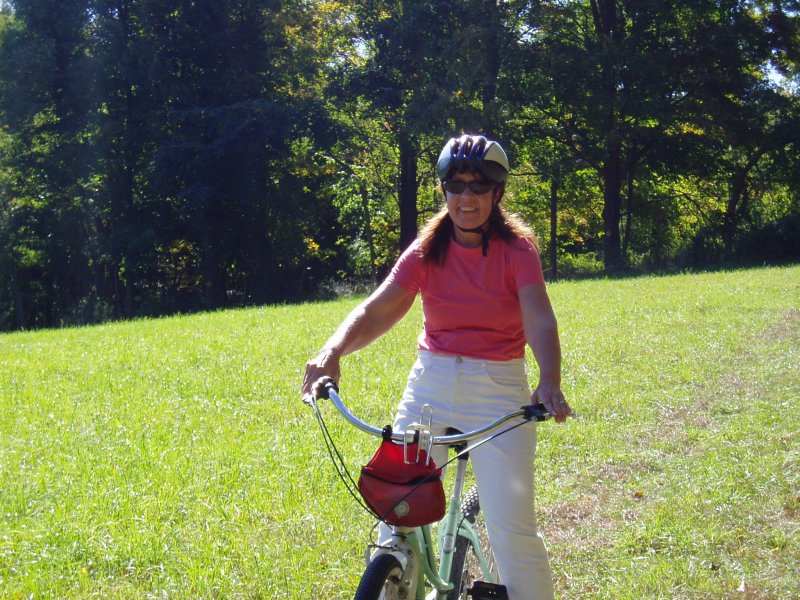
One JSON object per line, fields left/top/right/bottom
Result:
{"left": 436, "top": 134, "right": 510, "bottom": 183}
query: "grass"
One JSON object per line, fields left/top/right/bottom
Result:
{"left": 0, "top": 265, "right": 798, "bottom": 598}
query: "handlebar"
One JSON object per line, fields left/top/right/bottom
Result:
{"left": 311, "top": 377, "right": 550, "bottom": 446}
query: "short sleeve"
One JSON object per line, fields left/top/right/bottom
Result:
{"left": 509, "top": 237, "right": 545, "bottom": 288}
{"left": 385, "top": 239, "right": 424, "bottom": 293}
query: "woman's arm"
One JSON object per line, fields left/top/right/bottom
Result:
{"left": 301, "top": 279, "right": 416, "bottom": 397}
{"left": 519, "top": 284, "right": 572, "bottom": 423}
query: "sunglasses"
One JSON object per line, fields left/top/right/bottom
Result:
{"left": 442, "top": 180, "right": 496, "bottom": 194}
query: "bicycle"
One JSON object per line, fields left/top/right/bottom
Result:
{"left": 307, "top": 377, "right": 551, "bottom": 600}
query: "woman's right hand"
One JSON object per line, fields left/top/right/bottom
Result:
{"left": 301, "top": 349, "right": 341, "bottom": 402}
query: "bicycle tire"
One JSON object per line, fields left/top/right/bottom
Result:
{"left": 353, "top": 553, "right": 406, "bottom": 600}
{"left": 446, "top": 485, "right": 499, "bottom": 600}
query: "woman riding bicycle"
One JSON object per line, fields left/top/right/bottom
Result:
{"left": 302, "top": 134, "right": 572, "bottom": 599}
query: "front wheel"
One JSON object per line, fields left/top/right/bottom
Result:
{"left": 354, "top": 553, "right": 407, "bottom": 600}
{"left": 446, "top": 485, "right": 499, "bottom": 600}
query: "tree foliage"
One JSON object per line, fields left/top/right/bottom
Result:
{"left": 0, "top": 0, "right": 798, "bottom": 329}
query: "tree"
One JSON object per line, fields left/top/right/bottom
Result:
{"left": 508, "top": 1, "right": 800, "bottom": 272}
{"left": 342, "top": 0, "right": 512, "bottom": 250}
{"left": 0, "top": 0, "right": 97, "bottom": 328}
{"left": 0, "top": 0, "right": 797, "bottom": 329}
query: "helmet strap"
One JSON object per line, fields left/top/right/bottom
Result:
{"left": 454, "top": 222, "right": 490, "bottom": 257}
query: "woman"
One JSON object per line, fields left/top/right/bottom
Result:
{"left": 302, "top": 134, "right": 571, "bottom": 599}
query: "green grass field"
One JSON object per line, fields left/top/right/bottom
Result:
{"left": 1, "top": 265, "right": 798, "bottom": 599}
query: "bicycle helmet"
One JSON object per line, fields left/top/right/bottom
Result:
{"left": 436, "top": 134, "right": 510, "bottom": 183}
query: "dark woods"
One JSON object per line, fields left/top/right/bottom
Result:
{"left": 0, "top": 1, "right": 798, "bottom": 330}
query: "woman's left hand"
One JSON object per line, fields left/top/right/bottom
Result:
{"left": 531, "top": 381, "right": 571, "bottom": 424}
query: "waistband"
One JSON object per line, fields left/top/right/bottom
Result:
{"left": 418, "top": 349, "right": 526, "bottom": 369}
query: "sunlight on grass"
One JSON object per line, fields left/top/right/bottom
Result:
{"left": 1, "top": 265, "right": 798, "bottom": 598}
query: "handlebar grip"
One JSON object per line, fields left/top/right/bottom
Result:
{"left": 315, "top": 376, "right": 339, "bottom": 399}
{"left": 523, "top": 403, "right": 551, "bottom": 422}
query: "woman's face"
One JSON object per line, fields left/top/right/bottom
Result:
{"left": 444, "top": 171, "right": 501, "bottom": 247}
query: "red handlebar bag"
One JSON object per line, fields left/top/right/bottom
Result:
{"left": 358, "top": 440, "right": 445, "bottom": 527}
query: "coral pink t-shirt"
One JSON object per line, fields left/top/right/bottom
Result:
{"left": 386, "top": 236, "right": 545, "bottom": 361}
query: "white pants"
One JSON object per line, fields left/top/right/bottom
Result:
{"left": 378, "top": 350, "right": 555, "bottom": 600}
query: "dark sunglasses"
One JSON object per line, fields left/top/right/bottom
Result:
{"left": 442, "top": 180, "right": 496, "bottom": 195}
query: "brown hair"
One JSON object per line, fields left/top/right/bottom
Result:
{"left": 417, "top": 201, "right": 539, "bottom": 266}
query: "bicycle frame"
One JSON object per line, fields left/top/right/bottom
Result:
{"left": 314, "top": 379, "right": 549, "bottom": 599}
{"left": 434, "top": 451, "right": 496, "bottom": 596}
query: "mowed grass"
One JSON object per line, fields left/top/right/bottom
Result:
{"left": 0, "top": 265, "right": 797, "bottom": 599}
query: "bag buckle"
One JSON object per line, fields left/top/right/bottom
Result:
{"left": 403, "top": 404, "right": 434, "bottom": 465}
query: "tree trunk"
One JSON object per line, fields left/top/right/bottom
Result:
{"left": 12, "top": 277, "right": 26, "bottom": 330}
{"left": 114, "top": 0, "right": 136, "bottom": 318}
{"left": 724, "top": 168, "right": 747, "bottom": 257}
{"left": 398, "top": 133, "right": 419, "bottom": 251}
{"left": 592, "top": 0, "right": 624, "bottom": 273}
{"left": 202, "top": 229, "right": 226, "bottom": 308}
{"left": 724, "top": 147, "right": 767, "bottom": 256}
{"left": 601, "top": 140, "right": 624, "bottom": 272}
{"left": 622, "top": 169, "right": 634, "bottom": 259}
{"left": 481, "top": 0, "right": 501, "bottom": 132}
{"left": 549, "top": 175, "right": 559, "bottom": 281}
{"left": 360, "top": 184, "right": 377, "bottom": 282}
